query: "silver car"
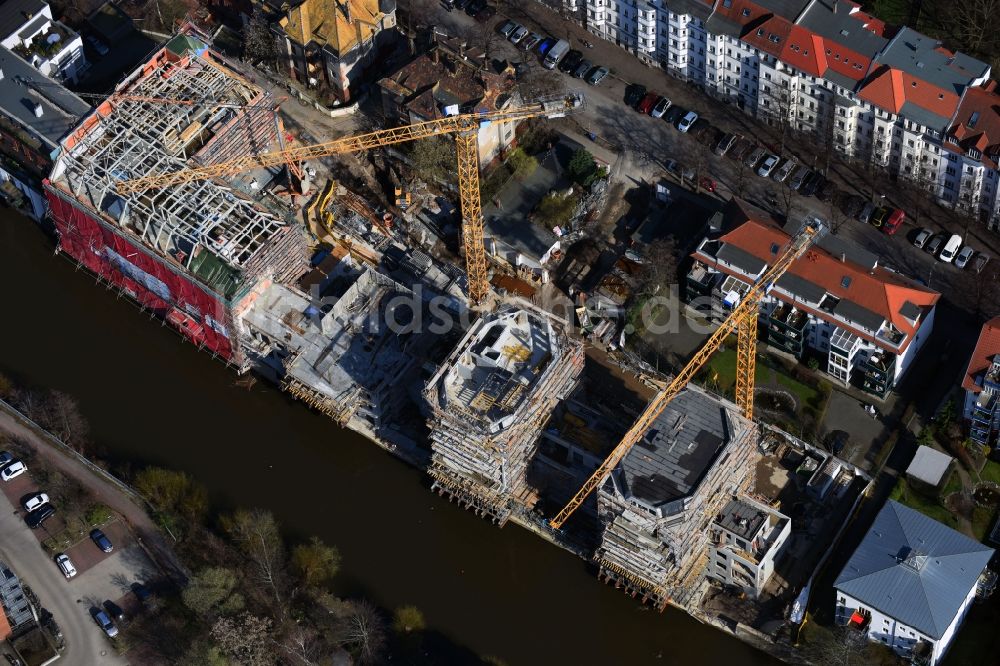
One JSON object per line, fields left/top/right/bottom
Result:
{"left": 912, "top": 228, "right": 932, "bottom": 249}
{"left": 955, "top": 245, "right": 975, "bottom": 269}
{"left": 772, "top": 159, "right": 796, "bottom": 182}
{"left": 757, "top": 154, "right": 780, "bottom": 177}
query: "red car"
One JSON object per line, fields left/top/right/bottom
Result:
{"left": 699, "top": 176, "right": 717, "bottom": 193}
{"left": 637, "top": 92, "right": 659, "bottom": 115}
{"left": 882, "top": 208, "right": 905, "bottom": 235}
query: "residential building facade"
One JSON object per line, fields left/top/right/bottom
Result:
{"left": 582, "top": 0, "right": 1000, "bottom": 228}
{"left": 707, "top": 495, "right": 790, "bottom": 598}
{"left": 834, "top": 500, "right": 993, "bottom": 666}
{"left": 686, "top": 203, "right": 939, "bottom": 396}
{"left": 0, "top": 0, "right": 88, "bottom": 83}
{"left": 961, "top": 315, "right": 1000, "bottom": 448}
{"left": 259, "top": 0, "right": 397, "bottom": 103}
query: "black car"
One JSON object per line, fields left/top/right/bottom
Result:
{"left": 558, "top": 49, "right": 583, "bottom": 74}
{"left": 454, "top": 0, "right": 471, "bottom": 8}
{"left": 816, "top": 179, "right": 838, "bottom": 202}
{"left": 25, "top": 504, "right": 55, "bottom": 529}
{"left": 90, "top": 528, "right": 113, "bottom": 553}
{"left": 465, "top": 0, "right": 486, "bottom": 15}
{"left": 800, "top": 171, "right": 823, "bottom": 197}
{"left": 131, "top": 582, "right": 152, "bottom": 604}
{"left": 474, "top": 5, "right": 495, "bottom": 21}
{"left": 841, "top": 193, "right": 865, "bottom": 218}
{"left": 103, "top": 600, "right": 126, "bottom": 622}
{"left": 624, "top": 83, "right": 647, "bottom": 107}
{"left": 664, "top": 105, "right": 686, "bottom": 125}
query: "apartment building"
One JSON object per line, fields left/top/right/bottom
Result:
{"left": 0, "top": 0, "right": 88, "bottom": 83}
{"left": 686, "top": 203, "right": 939, "bottom": 396}
{"left": 834, "top": 500, "right": 993, "bottom": 666}
{"left": 582, "top": 0, "right": 1000, "bottom": 227}
{"left": 707, "top": 496, "right": 790, "bottom": 598}
{"left": 961, "top": 315, "right": 1000, "bottom": 448}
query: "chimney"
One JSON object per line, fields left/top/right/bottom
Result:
{"left": 431, "top": 45, "right": 440, "bottom": 64}
{"left": 833, "top": 0, "right": 838, "bottom": 13}
{"left": 840, "top": 252, "right": 846, "bottom": 262}
{"left": 33, "top": 102, "right": 44, "bottom": 118}
{"left": 0, "top": 68, "right": 4, "bottom": 81}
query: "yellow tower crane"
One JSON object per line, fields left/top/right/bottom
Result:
{"left": 116, "top": 94, "right": 586, "bottom": 306}
{"left": 548, "top": 218, "right": 824, "bottom": 530}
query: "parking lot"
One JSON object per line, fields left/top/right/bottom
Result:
{"left": 0, "top": 444, "right": 156, "bottom": 665}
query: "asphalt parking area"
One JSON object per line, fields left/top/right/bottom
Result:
{"left": 61, "top": 519, "right": 156, "bottom": 607}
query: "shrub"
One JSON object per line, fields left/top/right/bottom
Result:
{"left": 806, "top": 357, "right": 820, "bottom": 371}
{"left": 84, "top": 503, "right": 113, "bottom": 526}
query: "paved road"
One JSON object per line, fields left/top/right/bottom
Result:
{"left": 0, "top": 494, "right": 125, "bottom": 666}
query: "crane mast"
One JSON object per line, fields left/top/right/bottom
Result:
{"left": 548, "top": 219, "right": 823, "bottom": 530}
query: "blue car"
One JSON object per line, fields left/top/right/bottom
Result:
{"left": 90, "top": 528, "right": 113, "bottom": 553}
{"left": 537, "top": 38, "right": 556, "bottom": 55}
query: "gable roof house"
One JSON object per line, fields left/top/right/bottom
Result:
{"left": 259, "top": 0, "right": 397, "bottom": 103}
{"left": 834, "top": 500, "right": 993, "bottom": 665}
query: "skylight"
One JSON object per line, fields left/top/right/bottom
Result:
{"left": 841, "top": 276, "right": 852, "bottom": 288}
{"left": 742, "top": 7, "right": 750, "bottom": 16}
{"left": 968, "top": 111, "right": 980, "bottom": 129}
{"left": 770, "top": 243, "right": 780, "bottom": 255}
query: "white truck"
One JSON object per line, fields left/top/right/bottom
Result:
{"left": 544, "top": 39, "right": 570, "bottom": 69}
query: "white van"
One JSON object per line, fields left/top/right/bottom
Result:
{"left": 939, "top": 234, "right": 963, "bottom": 262}
{"left": 544, "top": 39, "right": 570, "bottom": 69}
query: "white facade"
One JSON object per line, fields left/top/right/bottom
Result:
{"left": 0, "top": 3, "right": 86, "bottom": 83}
{"left": 835, "top": 586, "right": 976, "bottom": 666}
{"left": 707, "top": 496, "right": 790, "bottom": 598}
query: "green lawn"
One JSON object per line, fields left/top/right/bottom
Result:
{"left": 941, "top": 469, "right": 963, "bottom": 497}
{"left": 979, "top": 459, "right": 1000, "bottom": 484}
{"left": 889, "top": 478, "right": 961, "bottom": 530}
{"left": 972, "top": 506, "right": 996, "bottom": 542}
{"left": 699, "top": 347, "right": 823, "bottom": 409}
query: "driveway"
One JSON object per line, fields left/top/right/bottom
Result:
{"left": 0, "top": 492, "right": 125, "bottom": 666}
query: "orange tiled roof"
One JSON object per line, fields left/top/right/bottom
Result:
{"left": 697, "top": 213, "right": 939, "bottom": 352}
{"left": 0, "top": 606, "right": 10, "bottom": 640}
{"left": 279, "top": 0, "right": 383, "bottom": 55}
{"left": 779, "top": 25, "right": 826, "bottom": 78}
{"left": 741, "top": 12, "right": 792, "bottom": 58}
{"left": 945, "top": 82, "right": 1000, "bottom": 168}
{"left": 963, "top": 316, "right": 1000, "bottom": 393}
{"left": 858, "top": 65, "right": 959, "bottom": 119}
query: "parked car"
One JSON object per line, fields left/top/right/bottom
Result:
{"left": 521, "top": 33, "right": 542, "bottom": 51}
{"left": 699, "top": 176, "right": 717, "bottom": 193}
{"left": 85, "top": 34, "right": 109, "bottom": 57}
{"left": 841, "top": 193, "right": 865, "bottom": 218}
{"left": 573, "top": 60, "right": 592, "bottom": 79}
{"left": 664, "top": 159, "right": 682, "bottom": 180}
{"left": 558, "top": 49, "right": 583, "bottom": 73}
{"left": 789, "top": 165, "right": 811, "bottom": 191}
{"left": 773, "top": 159, "right": 796, "bottom": 183}
{"left": 664, "top": 105, "right": 686, "bottom": 126}
{"left": 688, "top": 118, "right": 711, "bottom": 138}
{"left": 624, "top": 83, "right": 646, "bottom": 107}
{"left": 715, "top": 133, "right": 737, "bottom": 155}
{"left": 91, "top": 608, "right": 118, "bottom": 638}
{"left": 0, "top": 452, "right": 12, "bottom": 467}
{"left": 25, "top": 504, "right": 55, "bottom": 529}
{"left": 882, "top": 208, "right": 905, "bottom": 235}
{"left": 131, "top": 582, "right": 153, "bottom": 604}
{"left": 90, "top": 528, "right": 114, "bottom": 553}
{"left": 23, "top": 492, "right": 49, "bottom": 512}
{"left": 972, "top": 252, "right": 991, "bottom": 273}
{"left": 474, "top": 5, "right": 496, "bottom": 21}
{"left": 744, "top": 146, "right": 766, "bottom": 168}
{"left": 912, "top": 228, "right": 933, "bottom": 249}
{"left": 869, "top": 206, "right": 888, "bottom": 227}
{"left": 800, "top": 171, "right": 823, "bottom": 197}
{"left": 757, "top": 154, "right": 780, "bottom": 177}
{"left": 637, "top": 92, "right": 659, "bottom": 115}
{"left": 54, "top": 554, "right": 76, "bottom": 579}
{"left": 677, "top": 110, "right": 698, "bottom": 132}
{"left": 1, "top": 461, "right": 25, "bottom": 481}
{"left": 586, "top": 66, "right": 609, "bottom": 85}
{"left": 955, "top": 245, "right": 975, "bottom": 268}
{"left": 453, "top": 0, "right": 472, "bottom": 9}
{"left": 465, "top": 0, "right": 486, "bottom": 15}
{"left": 939, "top": 234, "right": 963, "bottom": 262}
{"left": 497, "top": 20, "right": 517, "bottom": 38}
{"left": 728, "top": 137, "right": 753, "bottom": 162}
{"left": 103, "top": 601, "right": 126, "bottom": 623}
{"left": 537, "top": 37, "right": 556, "bottom": 55}
{"left": 509, "top": 25, "right": 529, "bottom": 44}
{"left": 858, "top": 201, "right": 876, "bottom": 223}
{"left": 925, "top": 234, "right": 945, "bottom": 256}
{"left": 650, "top": 96, "right": 671, "bottom": 118}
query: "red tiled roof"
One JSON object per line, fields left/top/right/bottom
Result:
{"left": 779, "top": 25, "right": 826, "bottom": 78}
{"left": 962, "top": 316, "right": 1000, "bottom": 393}
{"left": 945, "top": 83, "right": 1000, "bottom": 168}
{"left": 822, "top": 41, "right": 873, "bottom": 83}
{"left": 741, "top": 12, "right": 792, "bottom": 58}
{"left": 859, "top": 66, "right": 905, "bottom": 113}
{"left": 694, "top": 212, "right": 940, "bottom": 352}
{"left": 858, "top": 65, "right": 959, "bottom": 119}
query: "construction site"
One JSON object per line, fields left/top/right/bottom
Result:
{"left": 33, "top": 24, "right": 870, "bottom": 651}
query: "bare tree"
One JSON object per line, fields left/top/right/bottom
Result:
{"left": 279, "top": 624, "right": 323, "bottom": 666}
{"left": 758, "top": 81, "right": 795, "bottom": 155}
{"left": 777, "top": 178, "right": 800, "bottom": 221}
{"left": 342, "top": 600, "right": 387, "bottom": 664}
{"left": 43, "top": 391, "right": 89, "bottom": 450}
{"left": 221, "top": 509, "right": 287, "bottom": 611}
{"left": 637, "top": 238, "right": 679, "bottom": 297}
{"left": 949, "top": 0, "right": 1000, "bottom": 54}
{"left": 733, "top": 157, "right": 750, "bottom": 199}
{"left": 210, "top": 613, "right": 275, "bottom": 666}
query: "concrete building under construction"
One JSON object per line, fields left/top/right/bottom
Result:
{"left": 595, "top": 386, "right": 759, "bottom": 611}
{"left": 44, "top": 30, "right": 308, "bottom": 369}
{"left": 423, "top": 305, "right": 584, "bottom": 525}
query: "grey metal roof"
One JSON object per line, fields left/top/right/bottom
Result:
{"left": 906, "top": 446, "right": 953, "bottom": 486}
{"left": 835, "top": 500, "right": 993, "bottom": 638}
{"left": 716, "top": 498, "right": 767, "bottom": 540}
{"left": 0, "top": 561, "right": 33, "bottom": 628}
{"left": 823, "top": 69, "right": 860, "bottom": 92}
{"left": 0, "top": 0, "right": 46, "bottom": 39}
{"left": 833, "top": 299, "right": 885, "bottom": 332}
{"left": 899, "top": 300, "right": 922, "bottom": 321}
{"left": 814, "top": 231, "right": 879, "bottom": 270}
{"left": 775, "top": 272, "right": 826, "bottom": 303}
{"left": 620, "top": 388, "right": 731, "bottom": 507}
{"left": 717, "top": 243, "right": 767, "bottom": 275}
{"left": 755, "top": 0, "right": 810, "bottom": 18}
{"left": 795, "top": 0, "right": 888, "bottom": 59}
{"left": 876, "top": 27, "right": 989, "bottom": 96}
{"left": 0, "top": 46, "right": 91, "bottom": 148}
{"left": 897, "top": 100, "right": 951, "bottom": 133}
{"left": 663, "top": 0, "right": 713, "bottom": 21}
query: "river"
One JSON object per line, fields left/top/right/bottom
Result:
{"left": 0, "top": 210, "right": 777, "bottom": 665}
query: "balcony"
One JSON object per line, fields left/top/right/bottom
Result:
{"left": 769, "top": 303, "right": 807, "bottom": 332}
{"left": 12, "top": 21, "right": 75, "bottom": 63}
